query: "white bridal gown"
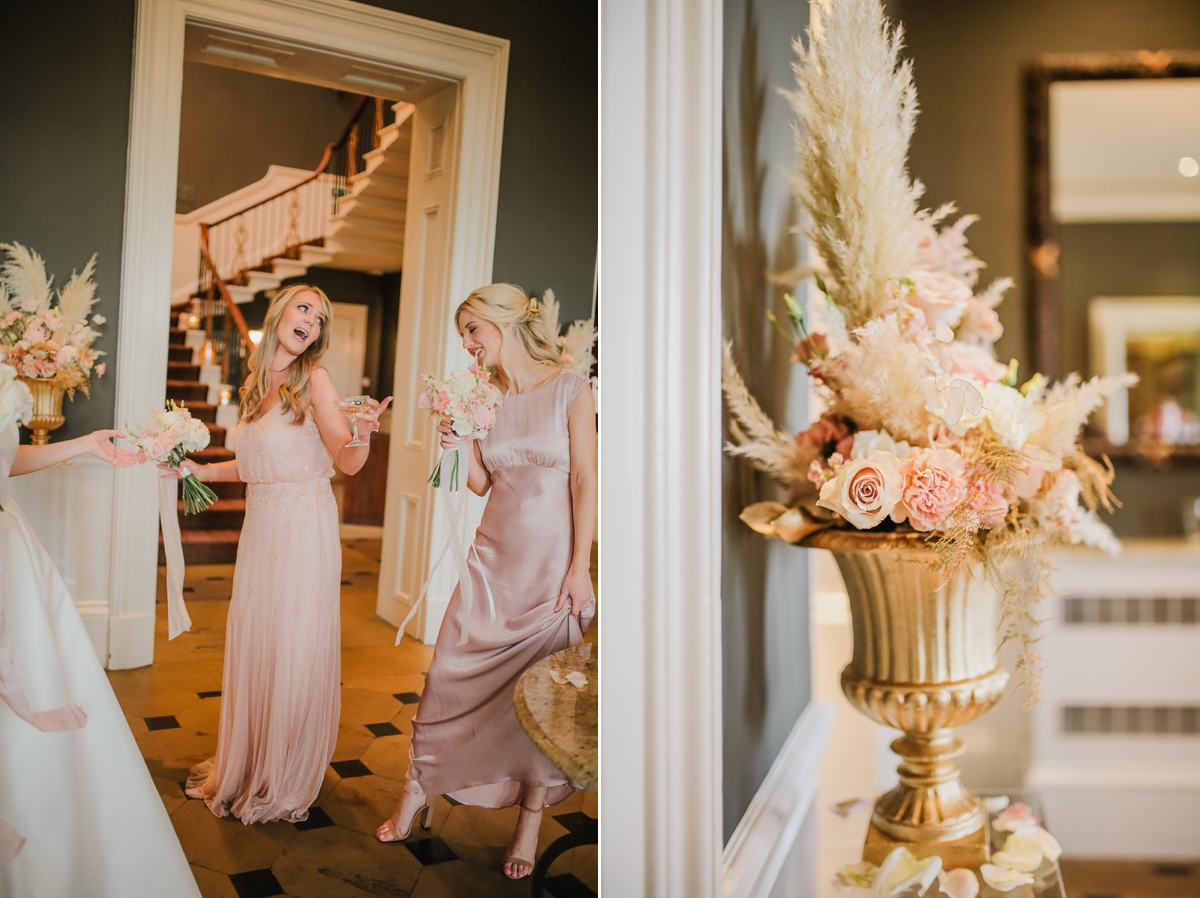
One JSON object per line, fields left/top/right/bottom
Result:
{"left": 0, "top": 425, "right": 200, "bottom": 897}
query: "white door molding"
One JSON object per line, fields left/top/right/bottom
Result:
{"left": 601, "top": 0, "right": 724, "bottom": 893}
{"left": 722, "top": 701, "right": 837, "bottom": 898}
{"left": 112, "top": 0, "right": 508, "bottom": 668}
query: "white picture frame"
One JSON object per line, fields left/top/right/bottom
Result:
{"left": 1089, "top": 296, "right": 1200, "bottom": 444}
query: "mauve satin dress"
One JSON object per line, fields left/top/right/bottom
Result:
{"left": 186, "top": 404, "right": 341, "bottom": 824}
{"left": 406, "top": 368, "right": 591, "bottom": 809}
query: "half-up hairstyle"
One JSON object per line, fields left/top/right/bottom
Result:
{"left": 239, "top": 283, "right": 334, "bottom": 424}
{"left": 455, "top": 283, "right": 563, "bottom": 374}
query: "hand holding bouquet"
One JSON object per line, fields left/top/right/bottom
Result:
{"left": 417, "top": 365, "right": 503, "bottom": 490}
{"left": 127, "top": 401, "right": 217, "bottom": 513}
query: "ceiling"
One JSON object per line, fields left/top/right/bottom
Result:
{"left": 183, "top": 23, "right": 456, "bottom": 104}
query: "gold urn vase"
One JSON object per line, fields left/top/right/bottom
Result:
{"left": 21, "top": 378, "right": 67, "bottom": 445}
{"left": 804, "top": 528, "right": 1008, "bottom": 865}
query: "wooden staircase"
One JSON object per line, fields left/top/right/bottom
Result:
{"left": 158, "top": 311, "right": 245, "bottom": 565}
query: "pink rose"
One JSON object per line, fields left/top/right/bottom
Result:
{"left": 879, "top": 300, "right": 930, "bottom": 347}
{"left": 908, "top": 270, "right": 972, "bottom": 326}
{"left": 432, "top": 390, "right": 451, "bottom": 414}
{"left": 790, "top": 331, "right": 828, "bottom": 366}
{"left": 817, "top": 450, "right": 903, "bottom": 529}
{"left": 469, "top": 406, "right": 495, "bottom": 430}
{"left": 897, "top": 448, "right": 967, "bottom": 532}
{"left": 796, "top": 413, "right": 853, "bottom": 457}
{"left": 961, "top": 296, "right": 1003, "bottom": 343}
{"left": 929, "top": 341, "right": 1008, "bottom": 383}
{"left": 963, "top": 469, "right": 1008, "bottom": 528}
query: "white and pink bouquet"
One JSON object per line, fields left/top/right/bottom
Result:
{"left": 127, "top": 401, "right": 217, "bottom": 514}
{"left": 418, "top": 365, "right": 503, "bottom": 490}
{"left": 0, "top": 243, "right": 106, "bottom": 398}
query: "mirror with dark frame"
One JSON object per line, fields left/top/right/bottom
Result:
{"left": 1024, "top": 51, "right": 1200, "bottom": 538}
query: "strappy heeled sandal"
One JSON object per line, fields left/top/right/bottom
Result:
{"left": 376, "top": 794, "right": 434, "bottom": 843}
{"left": 503, "top": 801, "right": 543, "bottom": 880}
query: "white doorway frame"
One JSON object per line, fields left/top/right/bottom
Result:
{"left": 601, "top": 0, "right": 725, "bottom": 893}
{"left": 109, "top": 0, "right": 508, "bottom": 669}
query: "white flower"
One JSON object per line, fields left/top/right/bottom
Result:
{"left": 874, "top": 848, "right": 942, "bottom": 896}
{"left": 984, "top": 383, "right": 1047, "bottom": 450}
{"left": 817, "top": 450, "right": 904, "bottom": 529}
{"left": 1014, "top": 825, "right": 1063, "bottom": 863}
{"left": 850, "top": 429, "right": 913, "bottom": 460}
{"left": 980, "top": 864, "right": 1034, "bottom": 892}
{"left": 0, "top": 365, "right": 33, "bottom": 431}
{"left": 91, "top": 314, "right": 105, "bottom": 325}
{"left": 992, "top": 834, "right": 1043, "bottom": 873}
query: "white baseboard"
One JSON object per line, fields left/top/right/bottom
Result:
{"left": 1037, "top": 783, "right": 1200, "bottom": 858}
{"left": 106, "top": 613, "right": 156, "bottom": 670}
{"left": 723, "top": 700, "right": 837, "bottom": 898}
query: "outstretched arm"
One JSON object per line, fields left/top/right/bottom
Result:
{"left": 11, "top": 429, "right": 142, "bottom": 476}
{"left": 554, "top": 384, "right": 598, "bottom": 615}
{"left": 308, "top": 366, "right": 392, "bottom": 476}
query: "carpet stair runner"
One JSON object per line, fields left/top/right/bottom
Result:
{"left": 158, "top": 311, "right": 244, "bottom": 565}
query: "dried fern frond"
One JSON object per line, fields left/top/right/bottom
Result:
{"left": 57, "top": 254, "right": 98, "bottom": 326}
{"left": 824, "top": 317, "right": 932, "bottom": 445}
{"left": 0, "top": 242, "right": 53, "bottom": 313}
{"left": 1063, "top": 447, "right": 1118, "bottom": 513}
{"left": 539, "top": 288, "right": 560, "bottom": 338}
{"left": 1028, "top": 373, "right": 1138, "bottom": 455}
{"left": 0, "top": 284, "right": 11, "bottom": 316}
{"left": 783, "top": 0, "right": 923, "bottom": 329}
{"left": 721, "top": 341, "right": 810, "bottom": 484}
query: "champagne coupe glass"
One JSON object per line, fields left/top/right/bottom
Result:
{"left": 336, "top": 395, "right": 371, "bottom": 448}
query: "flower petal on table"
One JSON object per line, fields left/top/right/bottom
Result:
{"left": 980, "top": 864, "right": 1035, "bottom": 892}
{"left": 937, "top": 868, "right": 980, "bottom": 898}
{"left": 831, "top": 861, "right": 878, "bottom": 892}
{"left": 1014, "top": 825, "right": 1063, "bottom": 863}
{"left": 875, "top": 848, "right": 942, "bottom": 896}
{"left": 993, "top": 834, "right": 1043, "bottom": 873}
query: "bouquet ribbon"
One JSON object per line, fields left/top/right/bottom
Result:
{"left": 158, "top": 472, "right": 192, "bottom": 640}
{"left": 397, "top": 446, "right": 496, "bottom": 647}
{"left": 0, "top": 452, "right": 87, "bottom": 860}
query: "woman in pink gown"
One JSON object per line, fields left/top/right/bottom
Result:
{"left": 375, "top": 284, "right": 597, "bottom": 881}
{"left": 176, "top": 284, "right": 390, "bottom": 824}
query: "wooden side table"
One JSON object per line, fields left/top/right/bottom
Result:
{"left": 514, "top": 643, "right": 597, "bottom": 895}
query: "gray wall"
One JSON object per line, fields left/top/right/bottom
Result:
{"left": 361, "top": 1, "right": 597, "bottom": 325}
{"left": 722, "top": 0, "right": 812, "bottom": 844}
{"left": 0, "top": 0, "right": 136, "bottom": 442}
{"left": 895, "top": 0, "right": 1200, "bottom": 370}
{"left": 177, "top": 62, "right": 364, "bottom": 213}
{"left": 0, "top": 0, "right": 595, "bottom": 443}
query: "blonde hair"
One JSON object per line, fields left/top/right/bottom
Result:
{"left": 240, "top": 283, "right": 334, "bottom": 424}
{"left": 455, "top": 283, "right": 563, "bottom": 372}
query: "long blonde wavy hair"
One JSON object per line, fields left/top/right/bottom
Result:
{"left": 455, "top": 284, "right": 563, "bottom": 378}
{"left": 240, "top": 283, "right": 334, "bottom": 424}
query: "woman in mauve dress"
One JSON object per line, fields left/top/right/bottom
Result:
{"left": 375, "top": 283, "right": 597, "bottom": 881}
{"left": 175, "top": 284, "right": 390, "bottom": 824}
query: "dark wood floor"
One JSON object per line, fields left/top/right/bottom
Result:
{"left": 1061, "top": 859, "right": 1200, "bottom": 898}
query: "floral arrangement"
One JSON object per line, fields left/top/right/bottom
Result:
{"left": 126, "top": 401, "right": 217, "bottom": 514}
{"left": 539, "top": 289, "right": 598, "bottom": 398}
{"left": 418, "top": 366, "right": 503, "bottom": 490}
{"left": 832, "top": 799, "right": 1062, "bottom": 895}
{"left": 0, "top": 243, "right": 106, "bottom": 397}
{"left": 720, "top": 0, "right": 1131, "bottom": 700}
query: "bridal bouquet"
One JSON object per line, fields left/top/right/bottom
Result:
{"left": 0, "top": 243, "right": 106, "bottom": 397}
{"left": 418, "top": 366, "right": 503, "bottom": 490}
{"left": 127, "top": 401, "right": 217, "bottom": 514}
{"left": 0, "top": 364, "right": 33, "bottom": 436}
{"left": 721, "top": 0, "right": 1131, "bottom": 691}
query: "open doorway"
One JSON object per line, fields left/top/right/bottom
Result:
{"left": 112, "top": 0, "right": 509, "bottom": 671}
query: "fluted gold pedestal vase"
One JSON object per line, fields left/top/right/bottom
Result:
{"left": 20, "top": 378, "right": 66, "bottom": 445}
{"left": 804, "top": 529, "right": 1009, "bottom": 864}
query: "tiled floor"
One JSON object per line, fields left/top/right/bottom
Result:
{"left": 108, "top": 538, "right": 597, "bottom": 898}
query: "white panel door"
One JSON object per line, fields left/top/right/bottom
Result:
{"left": 377, "top": 83, "right": 463, "bottom": 642}
{"left": 325, "top": 301, "right": 369, "bottom": 400}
